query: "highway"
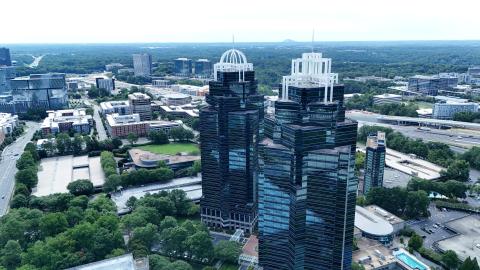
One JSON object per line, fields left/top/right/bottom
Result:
{"left": 93, "top": 104, "right": 108, "bottom": 141}
{"left": 0, "top": 122, "right": 40, "bottom": 216}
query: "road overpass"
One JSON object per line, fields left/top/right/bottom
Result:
{"left": 376, "top": 115, "right": 480, "bottom": 130}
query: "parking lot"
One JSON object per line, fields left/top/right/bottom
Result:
{"left": 437, "top": 215, "right": 480, "bottom": 261}
{"left": 409, "top": 204, "right": 469, "bottom": 249}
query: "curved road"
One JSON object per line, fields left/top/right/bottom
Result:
{"left": 0, "top": 122, "right": 39, "bottom": 216}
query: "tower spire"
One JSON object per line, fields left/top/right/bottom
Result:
{"left": 311, "top": 29, "right": 315, "bottom": 53}
{"left": 232, "top": 34, "right": 235, "bottom": 50}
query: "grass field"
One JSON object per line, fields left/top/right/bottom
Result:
{"left": 138, "top": 143, "right": 199, "bottom": 155}
{"left": 219, "top": 263, "right": 239, "bottom": 270}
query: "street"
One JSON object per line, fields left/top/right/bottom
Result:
{"left": 93, "top": 104, "right": 108, "bottom": 141}
{"left": 0, "top": 121, "right": 40, "bottom": 216}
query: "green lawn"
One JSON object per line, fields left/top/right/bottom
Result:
{"left": 219, "top": 263, "right": 239, "bottom": 270}
{"left": 138, "top": 143, "right": 199, "bottom": 155}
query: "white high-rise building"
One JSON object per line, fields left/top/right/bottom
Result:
{"left": 132, "top": 54, "right": 152, "bottom": 77}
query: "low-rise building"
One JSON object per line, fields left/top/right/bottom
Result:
{"left": 373, "top": 94, "right": 402, "bottom": 105}
{"left": 433, "top": 102, "right": 479, "bottom": 120}
{"left": 106, "top": 113, "right": 180, "bottom": 138}
{"left": 100, "top": 100, "right": 130, "bottom": 115}
{"left": 128, "top": 148, "right": 199, "bottom": 171}
{"left": 158, "top": 104, "right": 199, "bottom": 118}
{"left": 161, "top": 93, "right": 192, "bottom": 106}
{"left": 170, "top": 84, "right": 208, "bottom": 96}
{"left": 41, "top": 109, "right": 93, "bottom": 135}
{"left": 344, "top": 93, "right": 363, "bottom": 103}
{"left": 105, "top": 63, "right": 124, "bottom": 72}
{"left": 0, "top": 113, "right": 18, "bottom": 134}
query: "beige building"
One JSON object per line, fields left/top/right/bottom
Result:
{"left": 128, "top": 92, "right": 152, "bottom": 121}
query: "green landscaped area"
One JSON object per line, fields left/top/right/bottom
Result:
{"left": 138, "top": 143, "right": 199, "bottom": 155}
{"left": 219, "top": 263, "right": 239, "bottom": 270}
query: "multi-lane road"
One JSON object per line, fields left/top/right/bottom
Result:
{"left": 0, "top": 121, "right": 39, "bottom": 216}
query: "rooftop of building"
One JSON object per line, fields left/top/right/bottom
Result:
{"left": 162, "top": 92, "right": 191, "bottom": 99}
{"left": 128, "top": 92, "right": 150, "bottom": 100}
{"left": 106, "top": 113, "right": 179, "bottom": 127}
{"left": 355, "top": 206, "right": 394, "bottom": 236}
{"left": 373, "top": 93, "right": 402, "bottom": 99}
{"left": 364, "top": 205, "right": 404, "bottom": 226}
{"left": 65, "top": 253, "right": 148, "bottom": 270}
{"left": 196, "top": 59, "right": 210, "bottom": 62}
{"left": 353, "top": 238, "right": 397, "bottom": 270}
{"left": 11, "top": 73, "right": 65, "bottom": 81}
{"left": 41, "top": 109, "right": 92, "bottom": 129}
{"left": 435, "top": 95, "right": 469, "bottom": 103}
{"left": 100, "top": 100, "right": 129, "bottom": 110}
{"left": 175, "top": 57, "right": 191, "bottom": 61}
{"left": 128, "top": 148, "right": 199, "bottom": 168}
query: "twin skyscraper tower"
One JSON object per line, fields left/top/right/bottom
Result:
{"left": 199, "top": 49, "right": 358, "bottom": 270}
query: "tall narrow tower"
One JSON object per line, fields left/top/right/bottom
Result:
{"left": 258, "top": 53, "right": 358, "bottom": 270}
{"left": 199, "top": 49, "right": 264, "bottom": 233}
{"left": 363, "top": 131, "right": 386, "bottom": 194}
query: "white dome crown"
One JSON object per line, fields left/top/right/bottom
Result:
{"left": 219, "top": 49, "right": 248, "bottom": 65}
{"left": 214, "top": 48, "right": 253, "bottom": 81}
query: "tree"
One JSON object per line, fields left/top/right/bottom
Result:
{"left": 67, "top": 179, "right": 94, "bottom": 196}
{"left": 16, "top": 152, "right": 36, "bottom": 170}
{"left": 355, "top": 151, "right": 365, "bottom": 172}
{"left": 130, "top": 223, "right": 158, "bottom": 250}
{"left": 56, "top": 133, "right": 72, "bottom": 155}
{"left": 160, "top": 216, "right": 178, "bottom": 231}
{"left": 72, "top": 134, "right": 84, "bottom": 153}
{"left": 10, "top": 194, "right": 28, "bottom": 209}
{"left": 40, "top": 212, "right": 68, "bottom": 237}
{"left": 408, "top": 234, "right": 423, "bottom": 251}
{"left": 214, "top": 240, "right": 242, "bottom": 264}
{"left": 442, "top": 250, "right": 460, "bottom": 269}
{"left": 164, "top": 261, "right": 193, "bottom": 270}
{"left": 352, "top": 262, "right": 366, "bottom": 270}
{"left": 1, "top": 240, "right": 22, "bottom": 270}
{"left": 459, "top": 257, "right": 480, "bottom": 270}
{"left": 149, "top": 254, "right": 171, "bottom": 270}
{"left": 161, "top": 226, "right": 189, "bottom": 257}
{"left": 186, "top": 231, "right": 214, "bottom": 261}
{"left": 24, "top": 142, "right": 40, "bottom": 161}
{"left": 463, "top": 147, "right": 480, "bottom": 170}
{"left": 127, "top": 133, "right": 138, "bottom": 146}
{"left": 149, "top": 131, "right": 169, "bottom": 145}
{"left": 15, "top": 168, "right": 38, "bottom": 189}
{"left": 405, "top": 190, "right": 429, "bottom": 218}
{"left": 441, "top": 160, "right": 470, "bottom": 182}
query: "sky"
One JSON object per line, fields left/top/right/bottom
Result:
{"left": 1, "top": 0, "right": 480, "bottom": 44}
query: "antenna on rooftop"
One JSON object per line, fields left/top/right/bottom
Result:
{"left": 232, "top": 35, "right": 235, "bottom": 50}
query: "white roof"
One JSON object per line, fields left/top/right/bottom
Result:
{"left": 373, "top": 93, "right": 402, "bottom": 99}
{"left": 355, "top": 206, "right": 394, "bottom": 236}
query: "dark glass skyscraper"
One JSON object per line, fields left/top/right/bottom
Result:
{"left": 0, "top": 48, "right": 12, "bottom": 66}
{"left": 200, "top": 49, "right": 263, "bottom": 233}
{"left": 258, "top": 53, "right": 358, "bottom": 270}
{"left": 363, "top": 131, "right": 386, "bottom": 194}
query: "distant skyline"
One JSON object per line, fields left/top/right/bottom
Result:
{"left": 1, "top": 0, "right": 479, "bottom": 44}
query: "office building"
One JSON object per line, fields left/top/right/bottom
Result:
{"left": 41, "top": 109, "right": 93, "bottom": 136}
{"left": 4, "top": 73, "right": 68, "bottom": 113}
{"left": 258, "top": 52, "right": 358, "bottom": 270}
{"left": 200, "top": 49, "right": 264, "bottom": 233}
{"left": 174, "top": 58, "right": 193, "bottom": 76}
{"left": 170, "top": 84, "right": 209, "bottom": 97}
{"left": 0, "top": 66, "right": 16, "bottom": 94}
{"left": 194, "top": 59, "right": 212, "bottom": 76}
{"left": 408, "top": 74, "right": 458, "bottom": 96}
{"left": 363, "top": 132, "right": 386, "bottom": 194}
{"left": 432, "top": 101, "right": 479, "bottom": 120}
{"left": 152, "top": 79, "right": 170, "bottom": 88}
{"left": 106, "top": 113, "right": 179, "bottom": 138}
{"left": 95, "top": 77, "right": 115, "bottom": 93}
{"left": 133, "top": 54, "right": 152, "bottom": 77}
{"left": 100, "top": 100, "right": 130, "bottom": 115}
{"left": 0, "top": 48, "right": 12, "bottom": 66}
{"left": 128, "top": 92, "right": 152, "bottom": 121}
{"left": 372, "top": 93, "right": 402, "bottom": 105}
{"left": 467, "top": 66, "right": 480, "bottom": 85}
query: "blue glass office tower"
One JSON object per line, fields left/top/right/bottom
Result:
{"left": 363, "top": 132, "right": 386, "bottom": 194}
{"left": 200, "top": 49, "right": 263, "bottom": 233}
{"left": 258, "top": 53, "right": 358, "bottom": 270}
{"left": 0, "top": 48, "right": 12, "bottom": 67}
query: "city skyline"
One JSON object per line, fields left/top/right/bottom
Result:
{"left": 1, "top": 0, "right": 480, "bottom": 44}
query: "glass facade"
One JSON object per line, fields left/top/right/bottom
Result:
{"left": 200, "top": 69, "right": 263, "bottom": 233}
{"left": 363, "top": 132, "right": 386, "bottom": 194}
{"left": 258, "top": 83, "right": 358, "bottom": 270}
